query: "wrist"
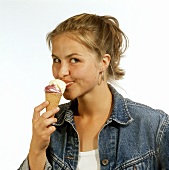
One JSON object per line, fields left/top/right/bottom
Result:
{"left": 28, "top": 150, "right": 46, "bottom": 170}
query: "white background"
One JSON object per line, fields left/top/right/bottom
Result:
{"left": 0, "top": 0, "right": 169, "bottom": 169}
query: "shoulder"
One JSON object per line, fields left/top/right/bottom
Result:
{"left": 109, "top": 84, "right": 168, "bottom": 123}
{"left": 125, "top": 98, "right": 169, "bottom": 132}
{"left": 125, "top": 98, "right": 168, "bottom": 120}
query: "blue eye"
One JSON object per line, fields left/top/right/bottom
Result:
{"left": 53, "top": 58, "right": 60, "bottom": 63}
{"left": 70, "top": 58, "right": 79, "bottom": 63}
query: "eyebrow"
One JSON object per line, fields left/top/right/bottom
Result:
{"left": 51, "top": 53, "right": 82, "bottom": 59}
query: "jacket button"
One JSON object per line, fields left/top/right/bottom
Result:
{"left": 102, "top": 159, "right": 109, "bottom": 165}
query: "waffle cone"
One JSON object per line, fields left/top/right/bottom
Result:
{"left": 45, "top": 92, "right": 62, "bottom": 111}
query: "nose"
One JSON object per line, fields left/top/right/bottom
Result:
{"left": 58, "top": 62, "right": 70, "bottom": 79}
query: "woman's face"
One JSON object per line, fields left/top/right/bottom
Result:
{"left": 51, "top": 34, "right": 101, "bottom": 100}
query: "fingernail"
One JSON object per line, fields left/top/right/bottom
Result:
{"left": 45, "top": 101, "right": 49, "bottom": 104}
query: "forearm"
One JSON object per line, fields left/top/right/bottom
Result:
{"left": 28, "top": 150, "right": 46, "bottom": 170}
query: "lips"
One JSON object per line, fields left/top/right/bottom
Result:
{"left": 66, "top": 82, "right": 74, "bottom": 86}
{"left": 62, "top": 80, "right": 74, "bottom": 87}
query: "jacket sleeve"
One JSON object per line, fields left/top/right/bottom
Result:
{"left": 18, "top": 157, "right": 52, "bottom": 170}
{"left": 158, "top": 113, "right": 169, "bottom": 168}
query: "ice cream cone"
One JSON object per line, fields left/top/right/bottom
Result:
{"left": 45, "top": 79, "right": 66, "bottom": 112}
{"left": 45, "top": 92, "right": 62, "bottom": 111}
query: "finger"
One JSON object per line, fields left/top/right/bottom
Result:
{"left": 40, "top": 117, "right": 57, "bottom": 130}
{"left": 41, "top": 107, "right": 60, "bottom": 119}
{"left": 46, "top": 125, "right": 56, "bottom": 136}
{"left": 39, "top": 126, "right": 56, "bottom": 142}
{"left": 35, "top": 107, "right": 59, "bottom": 130}
{"left": 33, "top": 101, "right": 49, "bottom": 120}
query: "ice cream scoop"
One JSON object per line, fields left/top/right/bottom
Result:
{"left": 48, "top": 79, "right": 66, "bottom": 94}
{"left": 45, "top": 79, "right": 66, "bottom": 111}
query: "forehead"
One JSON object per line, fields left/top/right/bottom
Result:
{"left": 51, "top": 34, "right": 93, "bottom": 55}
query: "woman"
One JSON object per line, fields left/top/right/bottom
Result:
{"left": 19, "top": 13, "right": 169, "bottom": 170}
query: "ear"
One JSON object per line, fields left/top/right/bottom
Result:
{"left": 100, "top": 54, "right": 111, "bottom": 71}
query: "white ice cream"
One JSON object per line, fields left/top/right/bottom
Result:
{"left": 49, "top": 79, "right": 66, "bottom": 94}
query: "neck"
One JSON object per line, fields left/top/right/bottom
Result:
{"left": 77, "top": 83, "right": 113, "bottom": 118}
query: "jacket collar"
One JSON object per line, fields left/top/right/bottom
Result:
{"left": 55, "top": 84, "right": 133, "bottom": 126}
{"left": 108, "top": 84, "right": 133, "bottom": 125}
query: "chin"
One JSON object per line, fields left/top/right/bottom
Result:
{"left": 63, "top": 94, "right": 76, "bottom": 101}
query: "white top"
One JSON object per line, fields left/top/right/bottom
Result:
{"left": 76, "top": 149, "right": 100, "bottom": 170}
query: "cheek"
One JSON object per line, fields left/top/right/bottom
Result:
{"left": 78, "top": 66, "right": 98, "bottom": 82}
{"left": 52, "top": 64, "right": 59, "bottom": 78}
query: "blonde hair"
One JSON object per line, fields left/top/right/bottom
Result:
{"left": 46, "top": 13, "right": 129, "bottom": 81}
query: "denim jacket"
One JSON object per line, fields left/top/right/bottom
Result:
{"left": 19, "top": 85, "right": 169, "bottom": 170}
